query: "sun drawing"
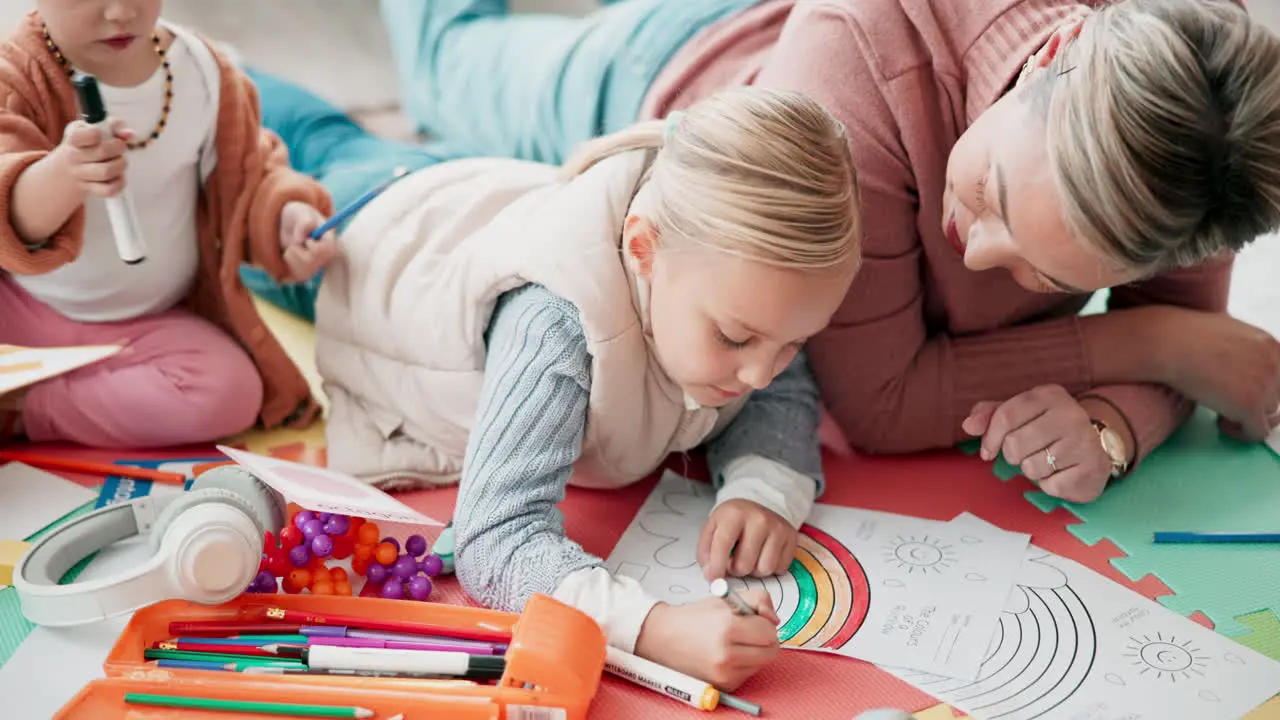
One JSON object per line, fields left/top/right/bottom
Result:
{"left": 1124, "top": 633, "right": 1210, "bottom": 682}
{"left": 881, "top": 534, "right": 957, "bottom": 574}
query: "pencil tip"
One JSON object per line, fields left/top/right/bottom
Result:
{"left": 385, "top": 715, "right": 404, "bottom": 720}
{"left": 354, "top": 710, "right": 376, "bottom": 719}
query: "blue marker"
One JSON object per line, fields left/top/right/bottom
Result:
{"left": 308, "top": 166, "right": 410, "bottom": 240}
{"left": 1153, "top": 531, "right": 1280, "bottom": 544}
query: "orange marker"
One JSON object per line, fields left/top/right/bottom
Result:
{"left": 0, "top": 451, "right": 187, "bottom": 485}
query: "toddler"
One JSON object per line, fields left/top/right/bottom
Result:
{"left": 0, "top": 0, "right": 337, "bottom": 447}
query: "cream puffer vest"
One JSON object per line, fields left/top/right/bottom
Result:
{"left": 313, "top": 149, "right": 748, "bottom": 490}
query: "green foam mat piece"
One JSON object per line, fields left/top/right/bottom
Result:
{"left": 0, "top": 501, "right": 98, "bottom": 666}
{"left": 1021, "top": 406, "right": 1280, "bottom": 636}
{"left": 1235, "top": 609, "right": 1280, "bottom": 662}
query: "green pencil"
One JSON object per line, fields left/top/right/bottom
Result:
{"left": 123, "top": 693, "right": 375, "bottom": 718}
{"left": 143, "top": 648, "right": 304, "bottom": 667}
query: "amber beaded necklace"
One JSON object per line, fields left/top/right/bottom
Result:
{"left": 41, "top": 23, "right": 173, "bottom": 151}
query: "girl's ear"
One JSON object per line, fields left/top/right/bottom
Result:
{"left": 624, "top": 216, "right": 660, "bottom": 279}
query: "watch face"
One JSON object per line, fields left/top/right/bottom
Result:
{"left": 1099, "top": 427, "right": 1126, "bottom": 465}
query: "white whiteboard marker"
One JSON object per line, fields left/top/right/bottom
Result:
{"left": 71, "top": 73, "right": 147, "bottom": 265}
{"left": 301, "top": 645, "right": 505, "bottom": 680}
{"left": 604, "top": 645, "right": 761, "bottom": 715}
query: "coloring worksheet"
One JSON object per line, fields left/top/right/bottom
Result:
{"left": 604, "top": 471, "right": 1030, "bottom": 680}
{"left": 880, "top": 513, "right": 1280, "bottom": 720}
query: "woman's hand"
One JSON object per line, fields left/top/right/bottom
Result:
{"left": 1159, "top": 311, "right": 1280, "bottom": 441}
{"left": 964, "top": 385, "right": 1114, "bottom": 503}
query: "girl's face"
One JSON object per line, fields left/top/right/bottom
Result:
{"left": 38, "top": 0, "right": 162, "bottom": 72}
{"left": 627, "top": 218, "right": 856, "bottom": 408}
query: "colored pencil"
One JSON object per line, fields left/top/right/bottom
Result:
{"left": 1153, "top": 531, "right": 1280, "bottom": 544}
{"left": 123, "top": 693, "right": 375, "bottom": 718}
{"left": 296, "top": 636, "right": 502, "bottom": 655}
{"left": 243, "top": 666, "right": 480, "bottom": 684}
{"left": 299, "top": 625, "right": 505, "bottom": 653}
{"left": 176, "top": 634, "right": 309, "bottom": 646}
{"left": 258, "top": 606, "right": 509, "bottom": 644}
{"left": 153, "top": 641, "right": 279, "bottom": 657}
{"left": 144, "top": 648, "right": 304, "bottom": 668}
{"left": 170, "top": 621, "right": 304, "bottom": 636}
{"left": 308, "top": 166, "right": 410, "bottom": 240}
{"left": 153, "top": 659, "right": 275, "bottom": 673}
{"left": 0, "top": 451, "right": 187, "bottom": 485}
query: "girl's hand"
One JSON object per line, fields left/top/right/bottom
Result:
{"left": 278, "top": 201, "right": 338, "bottom": 283}
{"left": 633, "top": 592, "right": 780, "bottom": 691}
{"left": 963, "top": 385, "right": 1113, "bottom": 503}
{"left": 697, "top": 499, "right": 797, "bottom": 582}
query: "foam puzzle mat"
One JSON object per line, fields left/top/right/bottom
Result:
{"left": 3, "top": 297, "right": 1278, "bottom": 717}
{"left": 966, "top": 406, "right": 1280, "bottom": 642}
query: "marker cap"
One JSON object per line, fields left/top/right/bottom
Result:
{"left": 71, "top": 73, "right": 107, "bottom": 124}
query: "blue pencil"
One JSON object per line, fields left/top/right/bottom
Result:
{"left": 1153, "top": 531, "right": 1280, "bottom": 544}
{"left": 308, "top": 166, "right": 410, "bottom": 240}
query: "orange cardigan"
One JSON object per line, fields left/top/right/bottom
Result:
{"left": 0, "top": 12, "right": 333, "bottom": 430}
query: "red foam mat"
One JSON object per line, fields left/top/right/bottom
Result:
{"left": 389, "top": 446, "right": 1157, "bottom": 719}
{"left": 23, "top": 440, "right": 1149, "bottom": 718}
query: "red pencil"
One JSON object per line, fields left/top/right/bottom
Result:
{"left": 169, "top": 621, "right": 304, "bottom": 636}
{"left": 0, "top": 450, "right": 187, "bottom": 485}
{"left": 256, "top": 607, "right": 510, "bottom": 644}
{"left": 151, "top": 641, "right": 279, "bottom": 658}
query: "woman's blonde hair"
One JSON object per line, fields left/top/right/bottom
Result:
{"left": 561, "top": 87, "right": 860, "bottom": 271}
{"left": 1039, "top": 0, "right": 1280, "bottom": 271}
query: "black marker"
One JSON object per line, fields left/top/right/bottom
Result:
{"left": 72, "top": 72, "right": 146, "bottom": 264}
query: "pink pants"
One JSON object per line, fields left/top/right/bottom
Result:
{"left": 0, "top": 275, "right": 264, "bottom": 449}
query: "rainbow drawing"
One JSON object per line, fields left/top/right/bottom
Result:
{"left": 734, "top": 524, "right": 871, "bottom": 650}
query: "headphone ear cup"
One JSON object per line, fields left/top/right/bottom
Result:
{"left": 154, "top": 487, "right": 268, "bottom": 604}
{"left": 150, "top": 489, "right": 216, "bottom": 556}
{"left": 189, "top": 465, "right": 286, "bottom": 538}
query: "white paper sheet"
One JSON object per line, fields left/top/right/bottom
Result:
{"left": 0, "top": 461, "right": 96, "bottom": 542}
{"left": 216, "top": 446, "right": 442, "bottom": 526}
{"left": 879, "top": 513, "right": 1280, "bottom": 720}
{"left": 0, "top": 344, "right": 120, "bottom": 395}
{"left": 604, "top": 471, "right": 1030, "bottom": 679}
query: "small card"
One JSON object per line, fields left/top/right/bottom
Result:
{"left": 216, "top": 446, "right": 442, "bottom": 527}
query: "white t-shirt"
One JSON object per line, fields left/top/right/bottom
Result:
{"left": 15, "top": 29, "right": 217, "bottom": 322}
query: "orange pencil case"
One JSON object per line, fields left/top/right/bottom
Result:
{"left": 54, "top": 592, "right": 607, "bottom": 720}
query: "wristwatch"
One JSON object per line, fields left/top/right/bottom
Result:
{"left": 1091, "top": 419, "right": 1130, "bottom": 479}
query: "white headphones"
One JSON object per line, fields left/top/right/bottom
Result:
{"left": 12, "top": 465, "right": 284, "bottom": 627}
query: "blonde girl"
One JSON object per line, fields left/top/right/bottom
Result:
{"left": 245, "top": 74, "right": 860, "bottom": 690}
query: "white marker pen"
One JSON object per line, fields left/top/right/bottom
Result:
{"left": 604, "top": 646, "right": 761, "bottom": 715}
{"left": 71, "top": 73, "right": 146, "bottom": 264}
{"left": 301, "top": 645, "right": 506, "bottom": 680}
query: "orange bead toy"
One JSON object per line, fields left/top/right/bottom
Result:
{"left": 330, "top": 568, "right": 349, "bottom": 583}
{"left": 357, "top": 523, "right": 380, "bottom": 546}
{"left": 286, "top": 568, "right": 312, "bottom": 590}
{"left": 311, "top": 581, "right": 334, "bottom": 595}
{"left": 374, "top": 542, "right": 398, "bottom": 566}
{"left": 334, "top": 581, "right": 353, "bottom": 596}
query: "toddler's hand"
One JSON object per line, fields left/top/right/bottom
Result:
{"left": 55, "top": 119, "right": 134, "bottom": 197}
{"left": 633, "top": 591, "right": 780, "bottom": 691}
{"left": 697, "top": 499, "right": 797, "bottom": 582}
{"left": 278, "top": 201, "right": 338, "bottom": 283}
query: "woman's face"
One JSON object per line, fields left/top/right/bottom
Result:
{"left": 941, "top": 35, "right": 1147, "bottom": 294}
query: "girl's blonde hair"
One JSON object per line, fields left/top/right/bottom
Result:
{"left": 1040, "top": 0, "right": 1280, "bottom": 271}
{"left": 561, "top": 87, "right": 860, "bottom": 271}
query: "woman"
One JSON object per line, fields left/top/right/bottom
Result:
{"left": 357, "top": 0, "right": 1280, "bottom": 504}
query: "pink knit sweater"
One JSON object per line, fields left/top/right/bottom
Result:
{"left": 640, "top": 0, "right": 1234, "bottom": 463}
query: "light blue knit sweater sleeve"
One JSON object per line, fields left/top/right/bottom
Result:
{"left": 451, "top": 284, "right": 601, "bottom": 613}
{"left": 704, "top": 351, "right": 826, "bottom": 497}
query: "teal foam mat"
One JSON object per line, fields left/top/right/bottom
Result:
{"left": 1017, "top": 407, "right": 1280, "bottom": 636}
